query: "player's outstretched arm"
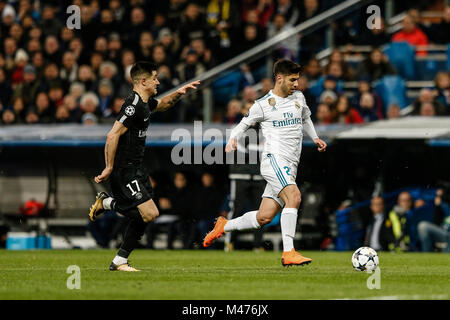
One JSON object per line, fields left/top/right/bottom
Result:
{"left": 303, "top": 116, "right": 327, "bottom": 152}
{"left": 154, "top": 80, "right": 201, "bottom": 112}
{"left": 94, "top": 121, "right": 128, "bottom": 183}
{"left": 225, "top": 122, "right": 250, "bottom": 153}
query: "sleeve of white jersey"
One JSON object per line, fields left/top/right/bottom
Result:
{"left": 241, "top": 101, "right": 264, "bottom": 126}
{"left": 298, "top": 92, "right": 312, "bottom": 120}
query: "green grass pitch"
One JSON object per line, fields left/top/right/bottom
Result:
{"left": 0, "top": 250, "right": 449, "bottom": 300}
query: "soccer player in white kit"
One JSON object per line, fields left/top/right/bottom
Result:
{"left": 203, "top": 59, "right": 327, "bottom": 266}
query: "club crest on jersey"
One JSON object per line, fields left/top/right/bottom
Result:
{"left": 268, "top": 97, "right": 276, "bottom": 111}
{"left": 295, "top": 101, "right": 301, "bottom": 109}
{"left": 125, "top": 105, "right": 135, "bottom": 116}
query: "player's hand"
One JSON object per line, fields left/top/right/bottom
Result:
{"left": 225, "top": 138, "right": 237, "bottom": 153}
{"left": 313, "top": 138, "right": 327, "bottom": 152}
{"left": 94, "top": 167, "right": 113, "bottom": 183}
{"left": 177, "top": 80, "right": 200, "bottom": 95}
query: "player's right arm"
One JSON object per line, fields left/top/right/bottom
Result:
{"left": 225, "top": 101, "right": 264, "bottom": 153}
{"left": 94, "top": 120, "right": 128, "bottom": 183}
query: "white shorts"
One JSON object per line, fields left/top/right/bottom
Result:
{"left": 260, "top": 153, "right": 298, "bottom": 207}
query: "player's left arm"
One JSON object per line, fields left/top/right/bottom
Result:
{"left": 303, "top": 116, "right": 327, "bottom": 152}
{"left": 154, "top": 80, "right": 201, "bottom": 112}
{"left": 299, "top": 92, "right": 327, "bottom": 152}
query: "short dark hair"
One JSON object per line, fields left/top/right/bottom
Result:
{"left": 130, "top": 61, "right": 157, "bottom": 82}
{"left": 273, "top": 59, "right": 302, "bottom": 76}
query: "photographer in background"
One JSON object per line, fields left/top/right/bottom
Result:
{"left": 418, "top": 189, "right": 450, "bottom": 252}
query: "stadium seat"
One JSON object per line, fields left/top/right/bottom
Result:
{"left": 309, "top": 76, "right": 344, "bottom": 97}
{"left": 374, "top": 75, "right": 407, "bottom": 110}
{"left": 212, "top": 71, "right": 242, "bottom": 107}
{"left": 383, "top": 42, "right": 415, "bottom": 80}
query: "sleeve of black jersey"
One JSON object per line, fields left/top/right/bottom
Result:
{"left": 116, "top": 100, "right": 137, "bottom": 128}
{"left": 149, "top": 97, "right": 158, "bottom": 112}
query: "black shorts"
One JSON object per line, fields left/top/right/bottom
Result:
{"left": 110, "top": 166, "right": 153, "bottom": 214}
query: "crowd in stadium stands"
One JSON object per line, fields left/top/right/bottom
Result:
{"left": 362, "top": 190, "right": 450, "bottom": 253}
{"left": 0, "top": 0, "right": 449, "bottom": 126}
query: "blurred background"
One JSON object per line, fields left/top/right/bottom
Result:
{"left": 0, "top": 0, "right": 449, "bottom": 253}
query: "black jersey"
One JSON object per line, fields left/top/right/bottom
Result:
{"left": 114, "top": 91, "right": 158, "bottom": 167}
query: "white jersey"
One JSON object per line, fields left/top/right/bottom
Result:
{"left": 241, "top": 90, "right": 312, "bottom": 164}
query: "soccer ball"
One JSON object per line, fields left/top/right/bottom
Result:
{"left": 351, "top": 247, "right": 379, "bottom": 272}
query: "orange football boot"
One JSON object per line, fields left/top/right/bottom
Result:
{"left": 203, "top": 216, "right": 228, "bottom": 247}
{"left": 281, "top": 249, "right": 312, "bottom": 267}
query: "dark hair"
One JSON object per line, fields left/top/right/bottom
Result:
{"left": 273, "top": 59, "right": 302, "bottom": 76}
{"left": 130, "top": 61, "right": 157, "bottom": 82}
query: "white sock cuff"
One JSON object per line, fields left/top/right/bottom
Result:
{"left": 281, "top": 207, "right": 298, "bottom": 215}
{"left": 248, "top": 211, "right": 261, "bottom": 229}
{"left": 103, "top": 197, "right": 113, "bottom": 210}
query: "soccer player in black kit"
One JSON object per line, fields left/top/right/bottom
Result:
{"left": 89, "top": 62, "right": 199, "bottom": 271}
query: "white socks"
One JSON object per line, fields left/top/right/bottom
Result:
{"left": 281, "top": 208, "right": 298, "bottom": 252}
{"left": 224, "top": 211, "right": 261, "bottom": 232}
{"left": 102, "top": 197, "right": 114, "bottom": 210}
{"left": 112, "top": 255, "right": 128, "bottom": 266}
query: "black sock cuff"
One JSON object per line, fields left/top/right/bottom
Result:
{"left": 117, "top": 248, "right": 130, "bottom": 259}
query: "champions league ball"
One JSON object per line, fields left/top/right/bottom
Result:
{"left": 351, "top": 247, "right": 379, "bottom": 272}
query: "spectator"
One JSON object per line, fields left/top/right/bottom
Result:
{"left": 274, "top": 0, "right": 299, "bottom": 26}
{"left": 356, "top": 48, "right": 397, "bottom": 82}
{"left": 55, "top": 105, "right": 71, "bottom": 123}
{"left": 81, "top": 112, "right": 98, "bottom": 125}
{"left": 79, "top": 91, "right": 101, "bottom": 120}
{"left": 222, "top": 99, "right": 244, "bottom": 124}
{"left": 386, "top": 103, "right": 401, "bottom": 119}
{"left": 123, "top": 7, "right": 147, "bottom": 50}
{"left": 12, "top": 64, "right": 39, "bottom": 107}
{"left": 315, "top": 103, "right": 331, "bottom": 125}
{"left": 33, "top": 91, "right": 54, "bottom": 123}
{"left": 62, "top": 94, "right": 82, "bottom": 123}
{"left": 60, "top": 51, "right": 78, "bottom": 83}
{"left": 364, "top": 197, "right": 393, "bottom": 251}
{"left": 186, "top": 172, "right": 224, "bottom": 249}
{"left": 136, "top": 31, "right": 154, "bottom": 62}
{"left": 178, "top": 3, "right": 211, "bottom": 50}
{"left": 351, "top": 78, "right": 384, "bottom": 119}
{"left": 97, "top": 79, "right": 114, "bottom": 118}
{"left": 297, "top": 75, "right": 314, "bottom": 110}
{"left": 12, "top": 96, "right": 26, "bottom": 123}
{"left": 392, "top": 15, "right": 428, "bottom": 56}
{"left": 419, "top": 102, "right": 436, "bottom": 117}
{"left": 386, "top": 191, "right": 414, "bottom": 251}
{"left": 158, "top": 28, "right": 180, "bottom": 64}
{"left": 170, "top": 171, "right": 195, "bottom": 249}
{"left": 77, "top": 65, "right": 96, "bottom": 92}
{"left": 25, "top": 109, "right": 39, "bottom": 124}
{"left": 326, "top": 50, "right": 355, "bottom": 81}
{"left": 43, "top": 35, "right": 62, "bottom": 64}
{"left": 412, "top": 88, "right": 445, "bottom": 116}
{"left": 206, "top": 0, "right": 241, "bottom": 62}
{"left": 39, "top": 5, "right": 63, "bottom": 37}
{"left": 433, "top": 72, "right": 450, "bottom": 113}
{"left": 429, "top": 6, "right": 450, "bottom": 44}
{"left": 319, "top": 89, "right": 337, "bottom": 108}
{"left": 3, "top": 37, "right": 18, "bottom": 74}
{"left": 151, "top": 44, "right": 170, "bottom": 69}
{"left": 358, "top": 92, "right": 381, "bottom": 122}
{"left": 267, "top": 13, "right": 299, "bottom": 61}
{"left": 330, "top": 95, "right": 363, "bottom": 124}
{"left": 48, "top": 83, "right": 64, "bottom": 109}
{"left": 303, "top": 58, "right": 322, "bottom": 83}
{"left": 418, "top": 189, "right": 450, "bottom": 252}
{"left": 1, "top": 109, "right": 16, "bottom": 124}
{"left": 190, "top": 38, "right": 216, "bottom": 69}
{"left": 106, "top": 32, "right": 122, "bottom": 66}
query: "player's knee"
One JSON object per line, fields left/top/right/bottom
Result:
{"left": 257, "top": 215, "right": 272, "bottom": 226}
{"left": 286, "top": 190, "right": 301, "bottom": 208}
